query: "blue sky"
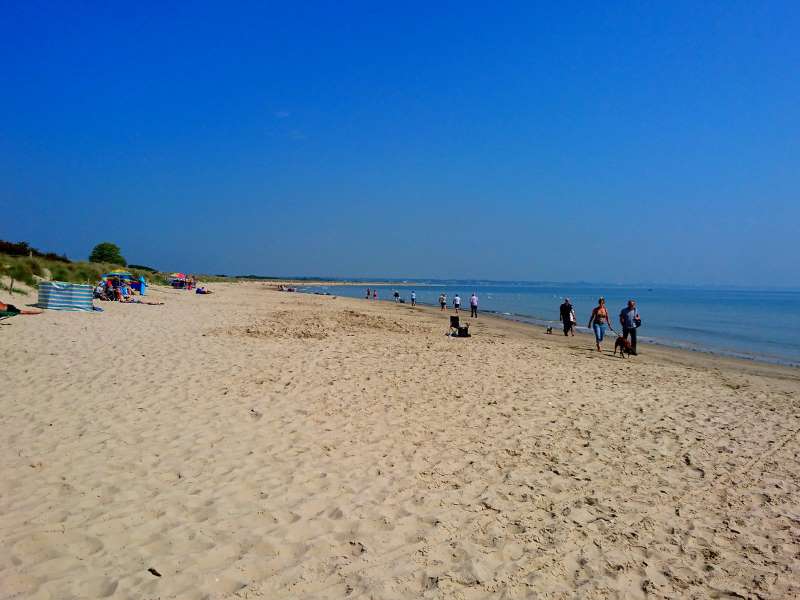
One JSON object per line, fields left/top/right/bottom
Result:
{"left": 1, "top": 1, "right": 798, "bottom": 286}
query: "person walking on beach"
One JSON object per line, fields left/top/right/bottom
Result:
{"left": 588, "top": 297, "right": 613, "bottom": 352}
{"left": 366, "top": 288, "right": 371, "bottom": 299}
{"left": 439, "top": 293, "right": 447, "bottom": 310}
{"left": 453, "top": 294, "right": 461, "bottom": 313}
{"left": 559, "top": 298, "right": 575, "bottom": 336}
{"left": 470, "top": 292, "right": 479, "bottom": 318}
{"left": 373, "top": 289, "right": 378, "bottom": 300}
{"left": 411, "top": 291, "right": 416, "bottom": 306}
{"left": 393, "top": 290, "right": 400, "bottom": 302}
{"left": 619, "top": 299, "right": 641, "bottom": 355}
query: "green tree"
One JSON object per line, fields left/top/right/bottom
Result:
{"left": 89, "top": 242, "right": 126, "bottom": 266}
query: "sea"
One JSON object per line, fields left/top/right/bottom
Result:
{"left": 298, "top": 282, "right": 800, "bottom": 367}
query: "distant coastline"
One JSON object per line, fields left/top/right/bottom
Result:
{"left": 241, "top": 275, "right": 800, "bottom": 293}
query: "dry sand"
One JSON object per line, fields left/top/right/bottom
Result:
{"left": 1, "top": 282, "right": 799, "bottom": 599}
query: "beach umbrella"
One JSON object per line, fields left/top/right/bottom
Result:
{"left": 171, "top": 272, "right": 187, "bottom": 279}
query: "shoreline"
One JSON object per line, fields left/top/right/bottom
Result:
{"left": 295, "top": 287, "right": 800, "bottom": 377}
{"left": 295, "top": 285, "right": 800, "bottom": 369}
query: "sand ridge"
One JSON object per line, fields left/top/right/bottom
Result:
{"left": 1, "top": 282, "right": 798, "bottom": 599}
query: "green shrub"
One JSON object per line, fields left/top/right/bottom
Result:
{"left": 3, "top": 261, "right": 36, "bottom": 293}
{"left": 51, "top": 265, "right": 71, "bottom": 282}
{"left": 23, "top": 257, "right": 43, "bottom": 277}
{"left": 74, "top": 264, "right": 103, "bottom": 283}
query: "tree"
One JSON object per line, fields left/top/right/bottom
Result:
{"left": 89, "top": 242, "right": 126, "bottom": 266}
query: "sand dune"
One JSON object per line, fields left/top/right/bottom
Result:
{"left": 1, "top": 283, "right": 798, "bottom": 599}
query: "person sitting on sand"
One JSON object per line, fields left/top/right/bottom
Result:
{"left": 0, "top": 301, "right": 43, "bottom": 315}
{"left": 196, "top": 287, "right": 213, "bottom": 294}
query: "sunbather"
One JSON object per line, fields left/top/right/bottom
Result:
{"left": 0, "top": 301, "right": 43, "bottom": 316}
{"left": 129, "top": 298, "right": 164, "bottom": 305}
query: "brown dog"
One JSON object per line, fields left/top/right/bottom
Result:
{"left": 614, "top": 335, "right": 633, "bottom": 358}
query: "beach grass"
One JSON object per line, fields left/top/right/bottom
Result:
{"left": 0, "top": 253, "right": 166, "bottom": 292}
{"left": 0, "top": 252, "right": 258, "bottom": 294}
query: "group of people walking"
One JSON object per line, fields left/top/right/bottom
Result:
{"left": 438, "top": 292, "right": 479, "bottom": 317}
{"left": 370, "top": 289, "right": 481, "bottom": 317}
{"left": 560, "top": 297, "right": 642, "bottom": 354}
{"left": 362, "top": 288, "right": 640, "bottom": 355}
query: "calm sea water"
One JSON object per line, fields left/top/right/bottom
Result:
{"left": 300, "top": 282, "right": 800, "bottom": 366}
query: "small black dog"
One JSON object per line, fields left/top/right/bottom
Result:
{"left": 614, "top": 335, "right": 633, "bottom": 358}
{"left": 546, "top": 326, "right": 553, "bottom": 334}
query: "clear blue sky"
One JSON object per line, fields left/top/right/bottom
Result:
{"left": 2, "top": 2, "right": 798, "bottom": 286}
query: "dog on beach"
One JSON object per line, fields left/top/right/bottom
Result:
{"left": 546, "top": 326, "right": 553, "bottom": 334}
{"left": 614, "top": 335, "right": 633, "bottom": 358}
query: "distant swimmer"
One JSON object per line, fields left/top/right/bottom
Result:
{"left": 470, "top": 292, "right": 478, "bottom": 318}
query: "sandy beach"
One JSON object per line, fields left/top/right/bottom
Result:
{"left": 1, "top": 282, "right": 799, "bottom": 599}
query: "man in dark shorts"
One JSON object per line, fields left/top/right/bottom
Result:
{"left": 619, "top": 299, "right": 640, "bottom": 355}
{"left": 559, "top": 298, "right": 574, "bottom": 336}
